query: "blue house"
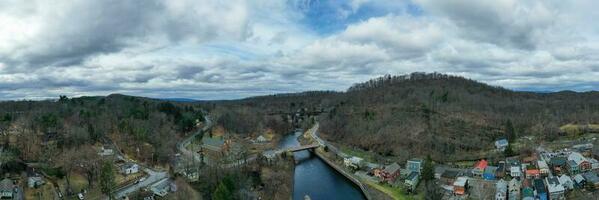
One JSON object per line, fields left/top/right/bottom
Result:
{"left": 534, "top": 178, "right": 548, "bottom": 200}
{"left": 495, "top": 139, "right": 509, "bottom": 151}
{"left": 406, "top": 158, "right": 424, "bottom": 174}
{"left": 483, "top": 166, "right": 498, "bottom": 180}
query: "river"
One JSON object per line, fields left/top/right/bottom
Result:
{"left": 279, "top": 131, "right": 366, "bottom": 200}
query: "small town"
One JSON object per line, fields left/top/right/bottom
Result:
{"left": 2, "top": 1, "right": 599, "bottom": 199}
{"left": 327, "top": 133, "right": 599, "bottom": 200}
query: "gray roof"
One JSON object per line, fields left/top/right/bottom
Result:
{"left": 0, "top": 179, "right": 13, "bottom": 191}
{"left": 384, "top": 163, "right": 401, "bottom": 174}
{"left": 202, "top": 136, "right": 225, "bottom": 150}
{"left": 583, "top": 172, "right": 599, "bottom": 183}
{"left": 485, "top": 166, "right": 498, "bottom": 174}
{"left": 407, "top": 171, "right": 419, "bottom": 180}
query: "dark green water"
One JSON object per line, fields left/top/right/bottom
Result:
{"left": 279, "top": 131, "right": 365, "bottom": 200}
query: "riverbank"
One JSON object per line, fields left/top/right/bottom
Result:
{"left": 313, "top": 149, "right": 371, "bottom": 199}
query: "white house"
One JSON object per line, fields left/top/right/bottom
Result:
{"left": 508, "top": 178, "right": 521, "bottom": 200}
{"left": 510, "top": 166, "right": 522, "bottom": 177}
{"left": 495, "top": 179, "right": 507, "bottom": 200}
{"left": 546, "top": 177, "right": 566, "bottom": 200}
{"left": 495, "top": 139, "right": 509, "bottom": 151}
{"left": 150, "top": 178, "right": 173, "bottom": 197}
{"left": 538, "top": 160, "right": 550, "bottom": 175}
{"left": 121, "top": 163, "right": 140, "bottom": 175}
{"left": 98, "top": 146, "right": 114, "bottom": 156}
{"left": 343, "top": 156, "right": 363, "bottom": 169}
{"left": 558, "top": 175, "right": 574, "bottom": 190}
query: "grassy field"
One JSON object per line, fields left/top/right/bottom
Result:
{"left": 362, "top": 180, "right": 423, "bottom": 200}
{"left": 339, "top": 144, "right": 378, "bottom": 162}
{"left": 560, "top": 123, "right": 599, "bottom": 136}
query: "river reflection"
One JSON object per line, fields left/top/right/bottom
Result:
{"left": 279, "top": 131, "right": 365, "bottom": 200}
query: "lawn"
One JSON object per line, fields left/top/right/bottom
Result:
{"left": 362, "top": 180, "right": 423, "bottom": 200}
{"left": 24, "top": 183, "right": 55, "bottom": 200}
{"left": 338, "top": 145, "right": 378, "bottom": 162}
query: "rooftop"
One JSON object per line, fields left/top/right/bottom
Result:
{"left": 568, "top": 152, "right": 588, "bottom": 165}
{"left": 545, "top": 177, "right": 565, "bottom": 193}
{"left": 473, "top": 159, "right": 488, "bottom": 169}
{"left": 454, "top": 177, "right": 468, "bottom": 187}
{"left": 384, "top": 163, "right": 401, "bottom": 174}
{"left": 0, "top": 179, "right": 12, "bottom": 191}
{"left": 583, "top": 172, "right": 599, "bottom": 183}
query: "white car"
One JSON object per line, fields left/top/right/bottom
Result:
{"left": 136, "top": 177, "right": 147, "bottom": 183}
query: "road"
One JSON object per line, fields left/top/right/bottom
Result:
{"left": 177, "top": 115, "right": 213, "bottom": 163}
{"left": 113, "top": 169, "right": 168, "bottom": 199}
{"left": 108, "top": 116, "right": 214, "bottom": 199}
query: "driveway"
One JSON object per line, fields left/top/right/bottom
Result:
{"left": 113, "top": 168, "right": 168, "bottom": 199}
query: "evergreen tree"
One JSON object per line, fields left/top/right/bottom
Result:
{"left": 504, "top": 143, "right": 515, "bottom": 157}
{"left": 422, "top": 155, "right": 434, "bottom": 182}
{"left": 505, "top": 119, "right": 516, "bottom": 142}
{"left": 99, "top": 161, "right": 115, "bottom": 198}
{"left": 213, "top": 182, "right": 233, "bottom": 200}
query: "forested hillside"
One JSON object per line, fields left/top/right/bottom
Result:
{"left": 319, "top": 73, "right": 599, "bottom": 161}
{"left": 0, "top": 94, "right": 204, "bottom": 165}
{"left": 207, "top": 72, "right": 599, "bottom": 162}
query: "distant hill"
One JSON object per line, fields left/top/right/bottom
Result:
{"left": 159, "top": 98, "right": 200, "bottom": 102}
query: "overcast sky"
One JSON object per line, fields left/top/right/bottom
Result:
{"left": 1, "top": 0, "right": 598, "bottom": 100}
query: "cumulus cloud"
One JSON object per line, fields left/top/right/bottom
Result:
{"left": 0, "top": 0, "right": 598, "bottom": 100}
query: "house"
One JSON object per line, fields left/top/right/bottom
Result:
{"left": 508, "top": 178, "right": 521, "bottom": 200}
{"left": 522, "top": 187, "right": 534, "bottom": 200}
{"left": 343, "top": 156, "right": 363, "bottom": 170}
{"left": 582, "top": 172, "right": 599, "bottom": 190}
{"left": 256, "top": 135, "right": 268, "bottom": 143}
{"left": 472, "top": 159, "right": 488, "bottom": 176}
{"left": 568, "top": 152, "right": 591, "bottom": 174}
{"left": 538, "top": 160, "right": 550, "bottom": 176}
{"left": 545, "top": 176, "right": 566, "bottom": 200}
{"left": 525, "top": 169, "right": 540, "bottom": 179}
{"left": 121, "top": 163, "right": 140, "bottom": 175}
{"left": 550, "top": 156, "right": 567, "bottom": 175}
{"left": 150, "top": 178, "right": 173, "bottom": 197}
{"left": 533, "top": 178, "right": 548, "bottom": 200}
{"left": 496, "top": 162, "right": 506, "bottom": 178}
{"left": 572, "top": 143, "right": 593, "bottom": 153}
{"left": 98, "top": 146, "right": 114, "bottom": 156}
{"left": 405, "top": 172, "right": 420, "bottom": 191}
{"left": 0, "top": 179, "right": 13, "bottom": 199}
{"left": 558, "top": 174, "right": 574, "bottom": 190}
{"left": 434, "top": 166, "right": 446, "bottom": 179}
{"left": 440, "top": 170, "right": 460, "bottom": 185}
{"left": 484, "top": 166, "right": 498, "bottom": 180}
{"left": 27, "top": 167, "right": 44, "bottom": 188}
{"left": 574, "top": 174, "right": 586, "bottom": 188}
{"left": 28, "top": 176, "right": 44, "bottom": 188}
{"left": 453, "top": 177, "right": 468, "bottom": 195}
{"left": 406, "top": 158, "right": 424, "bottom": 174}
{"left": 495, "top": 179, "right": 507, "bottom": 200}
{"left": 591, "top": 158, "right": 599, "bottom": 170}
{"left": 510, "top": 166, "right": 522, "bottom": 177}
{"left": 380, "top": 163, "right": 401, "bottom": 183}
{"left": 495, "top": 139, "right": 509, "bottom": 151}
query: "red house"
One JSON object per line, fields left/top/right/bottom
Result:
{"left": 379, "top": 163, "right": 401, "bottom": 183}
{"left": 472, "top": 159, "right": 488, "bottom": 176}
